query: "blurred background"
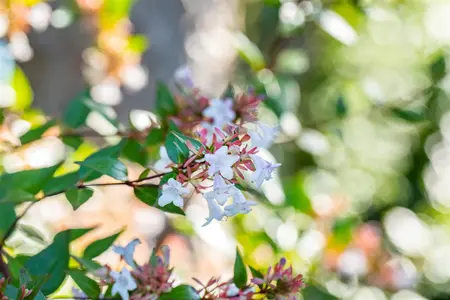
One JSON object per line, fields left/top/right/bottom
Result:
{"left": 2, "top": 0, "right": 450, "bottom": 299}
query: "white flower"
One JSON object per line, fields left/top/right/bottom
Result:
{"left": 224, "top": 190, "right": 257, "bottom": 217}
{"left": 158, "top": 178, "right": 190, "bottom": 208}
{"left": 251, "top": 155, "right": 281, "bottom": 188}
{"left": 249, "top": 122, "right": 279, "bottom": 149}
{"left": 226, "top": 283, "right": 240, "bottom": 297}
{"left": 210, "top": 175, "right": 236, "bottom": 205}
{"left": 113, "top": 238, "right": 141, "bottom": 269}
{"left": 72, "top": 287, "right": 87, "bottom": 298}
{"left": 154, "top": 146, "right": 172, "bottom": 172}
{"left": 111, "top": 268, "right": 137, "bottom": 300}
{"left": 205, "top": 146, "right": 239, "bottom": 180}
{"left": 201, "top": 121, "right": 216, "bottom": 145}
{"left": 203, "top": 98, "right": 236, "bottom": 127}
{"left": 203, "top": 193, "right": 224, "bottom": 226}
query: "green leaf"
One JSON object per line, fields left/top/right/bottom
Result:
{"left": 70, "top": 228, "right": 95, "bottom": 242}
{"left": 121, "top": 138, "right": 148, "bottom": 166}
{"left": 83, "top": 231, "right": 122, "bottom": 259}
{"left": 159, "top": 285, "right": 200, "bottom": 300}
{"left": 128, "top": 35, "right": 149, "bottom": 53}
{"left": 0, "top": 203, "right": 16, "bottom": 240}
{"left": 63, "top": 90, "right": 91, "bottom": 129}
{"left": 431, "top": 55, "right": 446, "bottom": 82}
{"left": 134, "top": 186, "right": 158, "bottom": 206}
{"left": 0, "top": 190, "right": 35, "bottom": 204}
{"left": 20, "top": 120, "right": 57, "bottom": 145}
{"left": 25, "top": 230, "right": 71, "bottom": 295}
{"left": 23, "top": 275, "right": 48, "bottom": 300}
{"left": 391, "top": 107, "right": 428, "bottom": 123}
{"left": 233, "top": 248, "right": 247, "bottom": 288}
{"left": 0, "top": 165, "right": 59, "bottom": 194}
{"left": 145, "top": 127, "right": 164, "bottom": 146}
{"left": 43, "top": 172, "right": 79, "bottom": 195}
{"left": 302, "top": 286, "right": 338, "bottom": 299}
{"left": 78, "top": 144, "right": 124, "bottom": 181}
{"left": 249, "top": 266, "right": 264, "bottom": 279}
{"left": 65, "top": 188, "right": 94, "bottom": 210}
{"left": 234, "top": 32, "right": 265, "bottom": 71}
{"left": 67, "top": 269, "right": 101, "bottom": 298}
{"left": 336, "top": 95, "right": 347, "bottom": 118}
{"left": 62, "top": 136, "right": 84, "bottom": 150}
{"left": 18, "top": 224, "right": 46, "bottom": 244}
{"left": 77, "top": 157, "right": 128, "bottom": 181}
{"left": 138, "top": 169, "right": 150, "bottom": 180}
{"left": 165, "top": 131, "right": 189, "bottom": 164}
{"left": 155, "top": 82, "right": 177, "bottom": 117}
{"left": 72, "top": 256, "right": 102, "bottom": 272}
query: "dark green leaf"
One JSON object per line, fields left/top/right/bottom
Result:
{"left": 67, "top": 269, "right": 101, "bottom": 298}
{"left": 165, "top": 131, "right": 189, "bottom": 164}
{"left": 77, "top": 157, "right": 128, "bottom": 181}
{"left": 336, "top": 95, "right": 347, "bottom": 118}
{"left": 43, "top": 172, "right": 79, "bottom": 195}
{"left": 0, "top": 190, "right": 35, "bottom": 204}
{"left": 65, "top": 188, "right": 94, "bottom": 210}
{"left": 70, "top": 228, "right": 95, "bottom": 242}
{"left": 72, "top": 256, "right": 102, "bottom": 272}
{"left": 159, "top": 285, "right": 200, "bottom": 300}
{"left": 155, "top": 82, "right": 177, "bottom": 117}
{"left": 23, "top": 275, "right": 48, "bottom": 300}
{"left": 83, "top": 231, "right": 122, "bottom": 259}
{"left": 233, "top": 248, "right": 247, "bottom": 288}
{"left": 25, "top": 230, "right": 71, "bottom": 295}
{"left": 145, "top": 127, "right": 164, "bottom": 146}
{"left": 0, "top": 203, "right": 16, "bottom": 240}
{"left": 63, "top": 90, "right": 91, "bottom": 129}
{"left": 249, "top": 266, "right": 264, "bottom": 280}
{"left": 20, "top": 120, "right": 57, "bottom": 145}
{"left": 134, "top": 186, "right": 158, "bottom": 206}
{"left": 78, "top": 144, "right": 124, "bottom": 181}
{"left": 122, "top": 138, "right": 148, "bottom": 166}
{"left": 0, "top": 165, "right": 59, "bottom": 194}
{"left": 302, "top": 286, "right": 338, "bottom": 300}
{"left": 62, "top": 136, "right": 84, "bottom": 150}
{"left": 431, "top": 55, "right": 446, "bottom": 82}
{"left": 391, "top": 107, "right": 428, "bottom": 123}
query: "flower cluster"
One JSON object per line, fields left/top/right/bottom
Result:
{"left": 155, "top": 70, "right": 281, "bottom": 225}
{"left": 85, "top": 239, "right": 305, "bottom": 300}
{"left": 252, "top": 258, "right": 305, "bottom": 300}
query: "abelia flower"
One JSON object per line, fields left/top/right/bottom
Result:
{"left": 251, "top": 155, "right": 281, "bottom": 188}
{"left": 203, "top": 194, "right": 225, "bottom": 226}
{"left": 113, "top": 238, "right": 141, "bottom": 270}
{"left": 174, "top": 65, "right": 194, "bottom": 90}
{"left": 154, "top": 146, "right": 172, "bottom": 172}
{"left": 111, "top": 268, "right": 137, "bottom": 300}
{"left": 224, "top": 190, "right": 257, "bottom": 217}
{"left": 210, "top": 174, "right": 236, "bottom": 205}
{"left": 249, "top": 122, "right": 279, "bottom": 149}
{"left": 203, "top": 98, "right": 236, "bottom": 127}
{"left": 205, "top": 146, "right": 239, "bottom": 180}
{"left": 158, "top": 178, "right": 190, "bottom": 208}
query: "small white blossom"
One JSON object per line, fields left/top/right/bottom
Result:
{"left": 226, "top": 283, "right": 240, "bottom": 297}
{"left": 224, "top": 190, "right": 257, "bottom": 217}
{"left": 72, "top": 287, "right": 86, "bottom": 298}
{"left": 203, "top": 193, "right": 224, "bottom": 226}
{"left": 251, "top": 155, "right": 281, "bottom": 188}
{"left": 113, "top": 238, "right": 141, "bottom": 269}
{"left": 203, "top": 98, "right": 236, "bottom": 127}
{"left": 210, "top": 175, "right": 235, "bottom": 205}
{"left": 158, "top": 178, "right": 189, "bottom": 208}
{"left": 249, "top": 122, "right": 279, "bottom": 149}
{"left": 111, "top": 268, "right": 137, "bottom": 300}
{"left": 205, "top": 146, "right": 239, "bottom": 180}
{"left": 154, "top": 146, "right": 172, "bottom": 172}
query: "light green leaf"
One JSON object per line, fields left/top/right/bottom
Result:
{"left": 10, "top": 66, "right": 33, "bottom": 111}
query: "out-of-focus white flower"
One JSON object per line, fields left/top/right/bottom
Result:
{"left": 158, "top": 178, "right": 189, "bottom": 208}
{"left": 251, "top": 155, "right": 281, "bottom": 188}
{"left": 226, "top": 283, "right": 240, "bottom": 297}
{"left": 337, "top": 248, "right": 368, "bottom": 276}
{"left": 24, "top": 137, "right": 66, "bottom": 169}
{"left": 174, "top": 65, "right": 194, "bottom": 89}
{"left": 10, "top": 119, "right": 30, "bottom": 137}
{"left": 203, "top": 98, "right": 235, "bottom": 127}
{"left": 0, "top": 14, "right": 9, "bottom": 39}
{"left": 120, "top": 64, "right": 148, "bottom": 91}
{"left": 111, "top": 268, "right": 137, "bottom": 300}
{"left": 129, "top": 110, "right": 157, "bottom": 132}
{"left": 0, "top": 83, "right": 16, "bottom": 108}
{"left": 209, "top": 174, "right": 235, "bottom": 205}
{"left": 113, "top": 238, "right": 141, "bottom": 270}
{"left": 8, "top": 32, "right": 33, "bottom": 62}
{"left": 203, "top": 193, "right": 224, "bottom": 226}
{"left": 224, "top": 190, "right": 257, "bottom": 217}
{"left": 205, "top": 146, "right": 239, "bottom": 180}
{"left": 154, "top": 146, "right": 172, "bottom": 172}
{"left": 249, "top": 122, "right": 279, "bottom": 149}
{"left": 90, "top": 78, "right": 122, "bottom": 105}
{"left": 28, "top": 2, "right": 52, "bottom": 32}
